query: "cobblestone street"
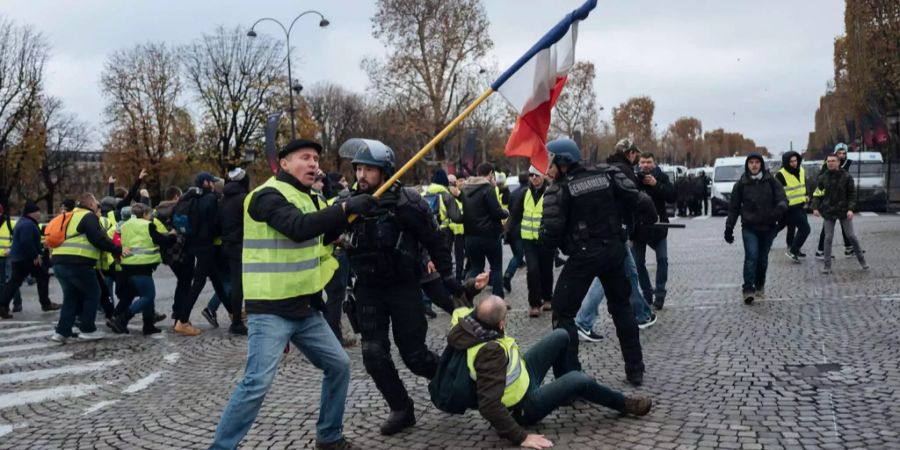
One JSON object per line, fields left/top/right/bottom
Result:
{"left": 1, "top": 214, "right": 899, "bottom": 450}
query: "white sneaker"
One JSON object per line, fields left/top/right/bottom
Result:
{"left": 50, "top": 333, "right": 68, "bottom": 344}
{"left": 78, "top": 330, "right": 106, "bottom": 341}
{"left": 637, "top": 313, "right": 657, "bottom": 330}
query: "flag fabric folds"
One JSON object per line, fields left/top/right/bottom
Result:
{"left": 492, "top": 0, "right": 596, "bottom": 173}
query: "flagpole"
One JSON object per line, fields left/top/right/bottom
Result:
{"left": 347, "top": 87, "right": 494, "bottom": 222}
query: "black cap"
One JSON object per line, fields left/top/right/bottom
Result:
{"left": 23, "top": 201, "right": 40, "bottom": 214}
{"left": 279, "top": 139, "right": 323, "bottom": 159}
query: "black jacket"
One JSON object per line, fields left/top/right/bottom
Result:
{"left": 219, "top": 181, "right": 248, "bottom": 247}
{"left": 634, "top": 166, "right": 676, "bottom": 242}
{"left": 8, "top": 215, "right": 42, "bottom": 262}
{"left": 107, "top": 178, "right": 142, "bottom": 221}
{"left": 461, "top": 177, "right": 508, "bottom": 238}
{"left": 51, "top": 209, "right": 122, "bottom": 266}
{"left": 180, "top": 187, "right": 221, "bottom": 247}
{"left": 725, "top": 156, "right": 788, "bottom": 233}
{"left": 244, "top": 171, "right": 349, "bottom": 319}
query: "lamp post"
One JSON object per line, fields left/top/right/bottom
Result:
{"left": 248, "top": 11, "right": 330, "bottom": 140}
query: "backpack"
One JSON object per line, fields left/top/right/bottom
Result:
{"left": 428, "top": 345, "right": 478, "bottom": 414}
{"left": 424, "top": 192, "right": 442, "bottom": 219}
{"left": 44, "top": 212, "right": 75, "bottom": 249}
{"left": 172, "top": 192, "right": 199, "bottom": 236}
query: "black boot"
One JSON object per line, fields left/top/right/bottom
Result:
{"left": 107, "top": 312, "right": 132, "bottom": 334}
{"left": 379, "top": 402, "right": 416, "bottom": 436}
{"left": 142, "top": 319, "right": 162, "bottom": 336}
{"left": 229, "top": 321, "right": 248, "bottom": 335}
{"left": 0, "top": 306, "right": 12, "bottom": 319}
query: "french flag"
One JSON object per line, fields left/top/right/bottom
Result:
{"left": 492, "top": 0, "right": 596, "bottom": 173}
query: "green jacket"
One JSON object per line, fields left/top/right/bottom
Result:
{"left": 810, "top": 169, "right": 856, "bottom": 219}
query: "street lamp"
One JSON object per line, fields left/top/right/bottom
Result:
{"left": 248, "top": 10, "right": 330, "bottom": 140}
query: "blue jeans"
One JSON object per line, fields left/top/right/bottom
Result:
{"left": 0, "top": 258, "right": 22, "bottom": 307}
{"left": 128, "top": 275, "right": 156, "bottom": 323}
{"left": 517, "top": 329, "right": 625, "bottom": 425}
{"left": 741, "top": 228, "right": 775, "bottom": 293}
{"left": 504, "top": 234, "right": 525, "bottom": 279}
{"left": 632, "top": 237, "right": 668, "bottom": 301}
{"left": 465, "top": 236, "right": 504, "bottom": 297}
{"left": 211, "top": 312, "right": 351, "bottom": 448}
{"left": 575, "top": 245, "right": 652, "bottom": 330}
{"left": 55, "top": 264, "right": 100, "bottom": 336}
{"left": 206, "top": 264, "right": 233, "bottom": 313}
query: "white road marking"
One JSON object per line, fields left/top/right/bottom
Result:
{"left": 122, "top": 371, "right": 164, "bottom": 394}
{"left": 0, "top": 422, "right": 28, "bottom": 437}
{"left": 82, "top": 400, "right": 120, "bottom": 415}
{"left": 163, "top": 353, "right": 180, "bottom": 364}
{"left": 859, "top": 212, "right": 877, "bottom": 217}
{"left": 693, "top": 215, "right": 711, "bottom": 220}
{"left": 0, "top": 352, "right": 72, "bottom": 367}
{"left": 0, "top": 321, "right": 46, "bottom": 327}
{"left": 0, "top": 360, "right": 121, "bottom": 385}
{"left": 0, "top": 330, "right": 54, "bottom": 344}
{"left": 0, "top": 384, "right": 98, "bottom": 409}
{"left": 0, "top": 342, "right": 57, "bottom": 354}
{"left": 0, "top": 325, "right": 53, "bottom": 335}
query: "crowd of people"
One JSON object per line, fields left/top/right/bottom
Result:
{"left": 0, "top": 136, "right": 871, "bottom": 449}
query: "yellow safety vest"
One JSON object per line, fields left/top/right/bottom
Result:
{"left": 520, "top": 189, "right": 544, "bottom": 240}
{"left": 449, "top": 198, "right": 464, "bottom": 235}
{"left": 426, "top": 184, "right": 452, "bottom": 229}
{"left": 242, "top": 177, "right": 338, "bottom": 300}
{"left": 53, "top": 209, "right": 101, "bottom": 261}
{"left": 97, "top": 215, "right": 116, "bottom": 271}
{"left": 0, "top": 218, "right": 16, "bottom": 255}
{"left": 120, "top": 218, "right": 164, "bottom": 266}
{"left": 778, "top": 167, "right": 807, "bottom": 206}
{"left": 451, "top": 308, "right": 530, "bottom": 408}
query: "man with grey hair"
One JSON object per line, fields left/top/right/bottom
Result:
{"left": 446, "top": 295, "right": 652, "bottom": 448}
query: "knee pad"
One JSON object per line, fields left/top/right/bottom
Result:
{"left": 401, "top": 349, "right": 437, "bottom": 378}
{"left": 361, "top": 340, "right": 393, "bottom": 373}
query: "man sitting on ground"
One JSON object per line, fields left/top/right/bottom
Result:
{"left": 447, "top": 295, "right": 653, "bottom": 449}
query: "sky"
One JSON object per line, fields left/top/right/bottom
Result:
{"left": 4, "top": 0, "right": 846, "bottom": 156}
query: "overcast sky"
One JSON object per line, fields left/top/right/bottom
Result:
{"left": 5, "top": 0, "right": 845, "bottom": 156}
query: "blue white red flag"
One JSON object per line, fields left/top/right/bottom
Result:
{"left": 492, "top": 0, "right": 597, "bottom": 173}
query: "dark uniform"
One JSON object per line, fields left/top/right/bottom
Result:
{"left": 540, "top": 138, "right": 653, "bottom": 384}
{"left": 340, "top": 138, "right": 458, "bottom": 435}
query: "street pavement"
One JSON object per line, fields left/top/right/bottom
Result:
{"left": 1, "top": 213, "right": 899, "bottom": 449}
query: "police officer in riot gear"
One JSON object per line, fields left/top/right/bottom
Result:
{"left": 540, "top": 138, "right": 657, "bottom": 386}
{"left": 340, "top": 139, "right": 459, "bottom": 436}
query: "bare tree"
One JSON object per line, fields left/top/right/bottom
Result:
{"left": 305, "top": 82, "right": 367, "bottom": 170}
{"left": 101, "top": 42, "right": 192, "bottom": 197}
{"left": 551, "top": 61, "right": 599, "bottom": 139}
{"left": 0, "top": 16, "right": 48, "bottom": 206}
{"left": 36, "top": 97, "right": 88, "bottom": 213}
{"left": 182, "top": 26, "right": 286, "bottom": 171}
{"left": 363, "top": 0, "right": 493, "bottom": 162}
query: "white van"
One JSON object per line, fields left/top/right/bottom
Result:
{"left": 846, "top": 152, "right": 888, "bottom": 212}
{"left": 711, "top": 157, "right": 746, "bottom": 216}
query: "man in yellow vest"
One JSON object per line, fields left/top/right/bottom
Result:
{"left": 51, "top": 193, "right": 127, "bottom": 343}
{"left": 0, "top": 203, "right": 23, "bottom": 312}
{"left": 107, "top": 203, "right": 176, "bottom": 335}
{"left": 447, "top": 296, "right": 652, "bottom": 448}
{"left": 211, "top": 139, "right": 375, "bottom": 450}
{"left": 509, "top": 166, "right": 554, "bottom": 317}
{"left": 775, "top": 151, "right": 811, "bottom": 262}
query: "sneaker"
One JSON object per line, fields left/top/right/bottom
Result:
{"left": 743, "top": 292, "right": 754, "bottom": 305}
{"left": 785, "top": 251, "right": 800, "bottom": 264}
{"left": 201, "top": 308, "right": 218, "bottom": 328}
{"left": 502, "top": 275, "right": 512, "bottom": 293}
{"left": 229, "top": 322, "right": 248, "bottom": 335}
{"left": 423, "top": 305, "right": 437, "bottom": 319}
{"left": 142, "top": 324, "right": 162, "bottom": 336}
{"left": 637, "top": 313, "right": 657, "bottom": 330}
{"left": 106, "top": 316, "right": 129, "bottom": 334}
{"left": 0, "top": 306, "right": 11, "bottom": 319}
{"left": 174, "top": 321, "right": 202, "bottom": 336}
{"left": 755, "top": 287, "right": 765, "bottom": 299}
{"left": 626, "top": 370, "right": 644, "bottom": 386}
{"left": 541, "top": 301, "right": 552, "bottom": 311}
{"left": 315, "top": 437, "right": 361, "bottom": 450}
{"left": 577, "top": 325, "right": 603, "bottom": 342}
{"left": 41, "top": 301, "right": 62, "bottom": 311}
{"left": 78, "top": 330, "right": 106, "bottom": 341}
{"left": 623, "top": 395, "right": 653, "bottom": 416}
{"left": 153, "top": 312, "right": 166, "bottom": 323}
{"left": 860, "top": 262, "right": 870, "bottom": 271}
{"left": 815, "top": 250, "right": 825, "bottom": 260}
{"left": 50, "top": 333, "right": 68, "bottom": 344}
{"left": 653, "top": 299, "right": 665, "bottom": 310}
{"left": 844, "top": 247, "right": 855, "bottom": 258}
{"left": 528, "top": 307, "right": 541, "bottom": 318}
{"left": 12, "top": 304, "right": 22, "bottom": 313}
{"left": 797, "top": 251, "right": 807, "bottom": 258}
{"left": 821, "top": 265, "right": 831, "bottom": 274}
